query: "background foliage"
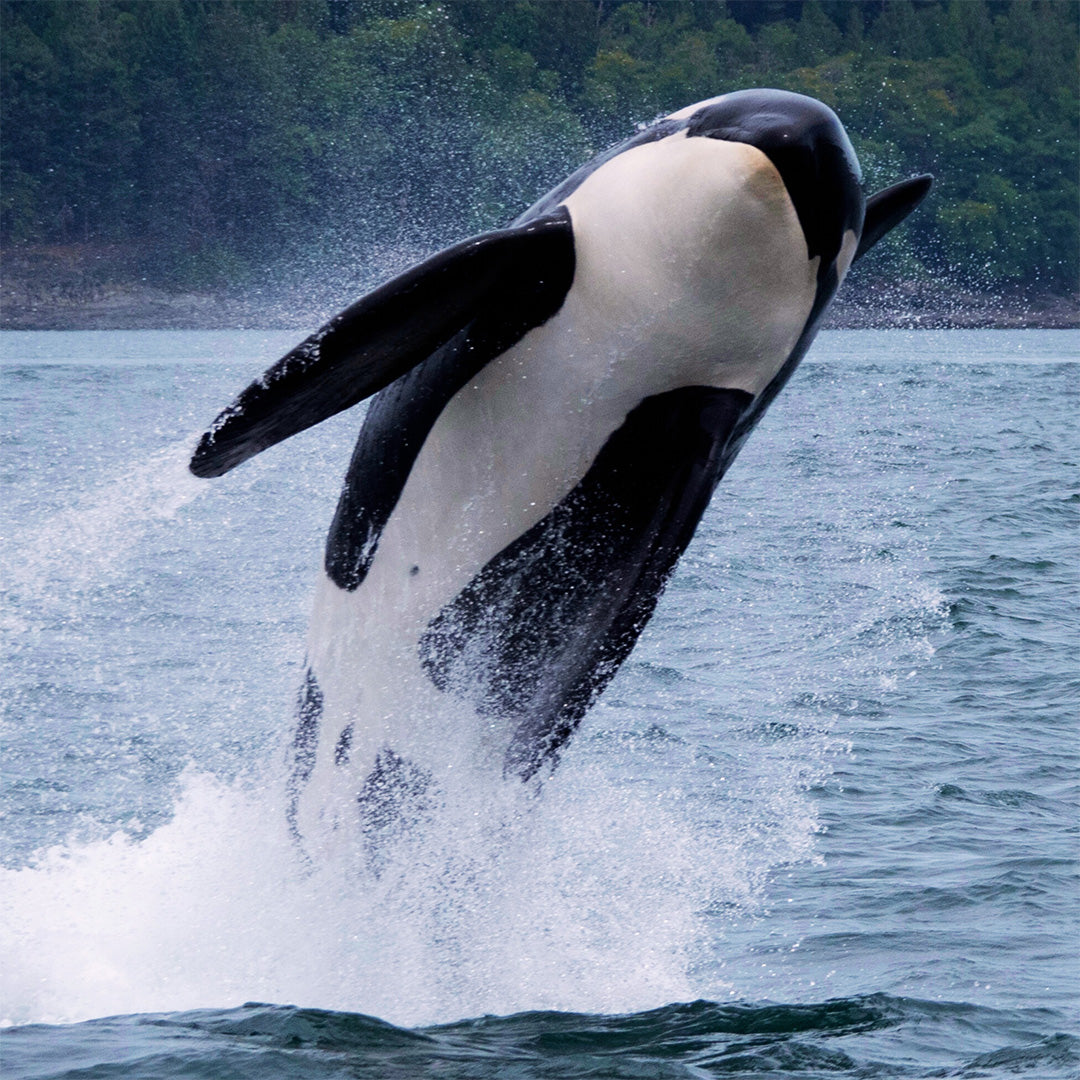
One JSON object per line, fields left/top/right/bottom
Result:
{"left": 2, "top": 0, "right": 1077, "bottom": 298}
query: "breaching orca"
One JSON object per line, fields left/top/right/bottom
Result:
{"left": 191, "top": 89, "right": 931, "bottom": 848}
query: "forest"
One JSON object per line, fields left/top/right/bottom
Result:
{"left": 1, "top": 0, "right": 1077, "bottom": 319}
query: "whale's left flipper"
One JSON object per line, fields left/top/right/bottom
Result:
{"left": 189, "top": 211, "right": 574, "bottom": 478}
{"left": 420, "top": 384, "right": 754, "bottom": 780}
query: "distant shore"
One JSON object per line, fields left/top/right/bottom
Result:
{"left": 2, "top": 247, "right": 1077, "bottom": 332}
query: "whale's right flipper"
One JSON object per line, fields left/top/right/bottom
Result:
{"left": 189, "top": 210, "right": 574, "bottom": 478}
{"left": 419, "top": 385, "right": 755, "bottom": 780}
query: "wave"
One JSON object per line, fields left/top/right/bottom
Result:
{"left": 4, "top": 995, "right": 1076, "bottom": 1079}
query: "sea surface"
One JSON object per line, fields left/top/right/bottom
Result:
{"left": 1, "top": 328, "right": 1077, "bottom": 1078}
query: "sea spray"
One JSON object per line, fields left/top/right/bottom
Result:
{"left": 2, "top": 440, "right": 204, "bottom": 604}
{"left": 0, "top": 725, "right": 830, "bottom": 1029}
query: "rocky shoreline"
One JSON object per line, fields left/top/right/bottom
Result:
{"left": 2, "top": 246, "right": 1076, "bottom": 332}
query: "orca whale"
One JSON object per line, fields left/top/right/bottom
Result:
{"left": 191, "top": 89, "right": 931, "bottom": 847}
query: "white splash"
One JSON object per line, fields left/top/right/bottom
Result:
{"left": 1, "top": 754, "right": 796, "bottom": 1029}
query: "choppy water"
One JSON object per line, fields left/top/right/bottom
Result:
{"left": 1, "top": 329, "right": 1077, "bottom": 1078}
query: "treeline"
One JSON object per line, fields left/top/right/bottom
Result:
{"left": 2, "top": 0, "right": 1077, "bottom": 297}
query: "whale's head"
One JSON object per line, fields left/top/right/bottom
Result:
{"left": 679, "top": 90, "right": 862, "bottom": 284}
{"left": 671, "top": 88, "right": 930, "bottom": 312}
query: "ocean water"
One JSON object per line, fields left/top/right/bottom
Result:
{"left": 0, "top": 328, "right": 1077, "bottom": 1078}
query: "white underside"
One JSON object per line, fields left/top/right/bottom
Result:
{"left": 294, "top": 128, "right": 841, "bottom": 847}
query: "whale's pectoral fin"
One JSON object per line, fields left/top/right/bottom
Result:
{"left": 853, "top": 175, "right": 933, "bottom": 263}
{"left": 419, "top": 385, "right": 754, "bottom": 781}
{"left": 189, "top": 210, "right": 574, "bottom": 478}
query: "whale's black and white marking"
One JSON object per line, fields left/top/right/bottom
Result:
{"left": 191, "top": 89, "right": 931, "bottom": 848}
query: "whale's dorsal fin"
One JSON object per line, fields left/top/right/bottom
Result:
{"left": 854, "top": 175, "right": 933, "bottom": 263}
{"left": 190, "top": 210, "right": 574, "bottom": 478}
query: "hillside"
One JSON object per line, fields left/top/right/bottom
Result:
{"left": 2, "top": 1, "right": 1077, "bottom": 329}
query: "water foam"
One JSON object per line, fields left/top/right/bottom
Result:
{"left": 3, "top": 747, "right": 805, "bottom": 1029}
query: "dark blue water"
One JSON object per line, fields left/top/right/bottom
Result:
{"left": 1, "top": 329, "right": 1077, "bottom": 1078}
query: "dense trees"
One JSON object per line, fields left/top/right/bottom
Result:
{"left": 2, "top": 0, "right": 1076, "bottom": 296}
